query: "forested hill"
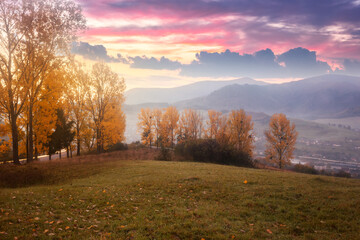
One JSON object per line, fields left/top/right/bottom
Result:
{"left": 125, "top": 77, "right": 267, "bottom": 105}
{"left": 175, "top": 74, "right": 360, "bottom": 119}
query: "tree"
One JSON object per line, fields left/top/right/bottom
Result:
{"left": 205, "top": 110, "right": 229, "bottom": 146}
{"left": 205, "top": 110, "right": 222, "bottom": 139}
{"left": 228, "top": 109, "right": 254, "bottom": 157}
{"left": 48, "top": 109, "right": 75, "bottom": 160}
{"left": 19, "top": 0, "right": 85, "bottom": 163}
{"left": 0, "top": 0, "right": 85, "bottom": 164}
{"left": 177, "top": 109, "right": 203, "bottom": 143}
{"left": 64, "top": 61, "right": 89, "bottom": 156}
{"left": 264, "top": 113, "right": 298, "bottom": 169}
{"left": 0, "top": 0, "right": 29, "bottom": 164}
{"left": 137, "top": 108, "right": 154, "bottom": 147}
{"left": 160, "top": 106, "right": 179, "bottom": 148}
{"left": 86, "top": 62, "right": 126, "bottom": 153}
{"left": 152, "top": 108, "right": 162, "bottom": 148}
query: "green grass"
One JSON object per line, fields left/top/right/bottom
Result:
{"left": 1, "top": 153, "right": 360, "bottom": 239}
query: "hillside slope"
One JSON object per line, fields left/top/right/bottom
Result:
{"left": 1, "top": 157, "right": 360, "bottom": 239}
{"left": 176, "top": 74, "right": 360, "bottom": 119}
{"left": 125, "top": 77, "right": 267, "bottom": 105}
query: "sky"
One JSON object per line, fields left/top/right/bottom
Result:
{"left": 73, "top": 0, "right": 360, "bottom": 90}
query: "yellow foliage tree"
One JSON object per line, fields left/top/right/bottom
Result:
{"left": 264, "top": 113, "right": 298, "bottom": 169}
{"left": 0, "top": 122, "right": 11, "bottom": 159}
{"left": 0, "top": 0, "right": 85, "bottom": 163}
{"left": 137, "top": 108, "right": 154, "bottom": 147}
{"left": 205, "top": 110, "right": 223, "bottom": 139}
{"left": 64, "top": 61, "right": 90, "bottom": 156}
{"left": 205, "top": 110, "right": 230, "bottom": 145}
{"left": 177, "top": 109, "right": 203, "bottom": 143}
{"left": 20, "top": 0, "right": 85, "bottom": 162}
{"left": 152, "top": 108, "right": 162, "bottom": 148}
{"left": 86, "top": 62, "right": 126, "bottom": 153}
{"left": 160, "top": 106, "right": 179, "bottom": 148}
{"left": 228, "top": 110, "right": 254, "bottom": 157}
{"left": 0, "top": 1, "right": 29, "bottom": 164}
{"left": 216, "top": 114, "right": 230, "bottom": 146}
{"left": 102, "top": 103, "right": 126, "bottom": 149}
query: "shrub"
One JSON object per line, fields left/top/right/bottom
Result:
{"left": 293, "top": 163, "right": 318, "bottom": 175}
{"left": 106, "top": 142, "right": 128, "bottom": 152}
{"left": 175, "top": 139, "right": 253, "bottom": 167}
{"left": 156, "top": 146, "right": 172, "bottom": 161}
{"left": 334, "top": 170, "right": 351, "bottom": 178}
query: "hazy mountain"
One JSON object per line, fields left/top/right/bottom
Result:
{"left": 125, "top": 77, "right": 267, "bottom": 105}
{"left": 175, "top": 74, "right": 360, "bottom": 119}
{"left": 123, "top": 102, "right": 169, "bottom": 114}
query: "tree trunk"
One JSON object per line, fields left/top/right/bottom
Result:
{"left": 76, "top": 125, "right": 81, "bottom": 156}
{"left": 35, "top": 146, "right": 38, "bottom": 161}
{"left": 70, "top": 146, "right": 73, "bottom": 158}
{"left": 66, "top": 146, "right": 69, "bottom": 158}
{"left": 96, "top": 126, "right": 102, "bottom": 153}
{"left": 26, "top": 123, "right": 29, "bottom": 162}
{"left": 59, "top": 150, "right": 61, "bottom": 159}
{"left": 27, "top": 103, "right": 34, "bottom": 163}
{"left": 49, "top": 154, "right": 51, "bottom": 160}
{"left": 10, "top": 115, "right": 20, "bottom": 165}
{"left": 34, "top": 134, "right": 38, "bottom": 161}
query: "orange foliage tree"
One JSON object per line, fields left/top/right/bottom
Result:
{"left": 177, "top": 109, "right": 203, "bottom": 143}
{"left": 137, "top": 108, "right": 154, "bottom": 147}
{"left": 160, "top": 106, "right": 179, "bottom": 148}
{"left": 264, "top": 113, "right": 298, "bottom": 169}
{"left": 204, "top": 110, "right": 230, "bottom": 146}
{"left": 86, "top": 62, "right": 126, "bottom": 153}
{"left": 64, "top": 61, "right": 90, "bottom": 156}
{"left": 228, "top": 110, "right": 254, "bottom": 157}
{"left": 20, "top": 0, "right": 85, "bottom": 163}
{"left": 0, "top": 0, "right": 85, "bottom": 163}
{"left": 152, "top": 108, "right": 162, "bottom": 148}
{"left": 0, "top": 0, "right": 29, "bottom": 164}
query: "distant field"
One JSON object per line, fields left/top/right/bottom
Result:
{"left": 1, "top": 152, "right": 360, "bottom": 239}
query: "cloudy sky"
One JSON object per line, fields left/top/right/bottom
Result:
{"left": 74, "top": 0, "right": 360, "bottom": 89}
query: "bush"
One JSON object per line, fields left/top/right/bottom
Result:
{"left": 106, "top": 142, "right": 128, "bottom": 152}
{"left": 156, "top": 146, "right": 172, "bottom": 161}
{"left": 175, "top": 139, "right": 253, "bottom": 167}
{"left": 293, "top": 163, "right": 318, "bottom": 175}
{"left": 334, "top": 170, "right": 351, "bottom": 178}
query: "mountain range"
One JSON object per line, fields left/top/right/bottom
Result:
{"left": 125, "top": 77, "right": 267, "bottom": 105}
{"left": 175, "top": 74, "right": 360, "bottom": 119}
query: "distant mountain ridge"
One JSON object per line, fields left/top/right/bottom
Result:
{"left": 175, "top": 74, "right": 360, "bottom": 119}
{"left": 125, "top": 77, "right": 267, "bottom": 105}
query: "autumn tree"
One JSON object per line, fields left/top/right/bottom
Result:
{"left": 137, "top": 108, "right": 154, "bottom": 147}
{"left": 0, "top": 0, "right": 85, "bottom": 163}
{"left": 205, "top": 110, "right": 230, "bottom": 146}
{"left": 177, "top": 109, "right": 203, "bottom": 143}
{"left": 152, "top": 108, "right": 162, "bottom": 148}
{"left": 205, "top": 110, "right": 222, "bottom": 139}
{"left": 64, "top": 61, "right": 90, "bottom": 156}
{"left": 0, "top": 0, "right": 28, "bottom": 164}
{"left": 264, "top": 113, "right": 298, "bottom": 169}
{"left": 228, "top": 109, "right": 254, "bottom": 157}
{"left": 0, "top": 121, "right": 11, "bottom": 161}
{"left": 160, "top": 106, "right": 179, "bottom": 148}
{"left": 86, "top": 62, "right": 126, "bottom": 153}
{"left": 102, "top": 105, "right": 126, "bottom": 150}
{"left": 19, "top": 0, "right": 85, "bottom": 162}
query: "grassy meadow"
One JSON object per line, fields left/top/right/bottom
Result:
{"left": 1, "top": 150, "right": 360, "bottom": 239}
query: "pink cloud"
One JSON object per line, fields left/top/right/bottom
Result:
{"left": 76, "top": 0, "right": 360, "bottom": 64}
